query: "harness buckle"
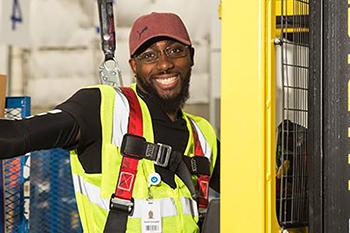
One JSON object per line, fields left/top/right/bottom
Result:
{"left": 121, "top": 134, "right": 172, "bottom": 167}
{"left": 121, "top": 134, "right": 146, "bottom": 159}
{"left": 154, "top": 143, "right": 172, "bottom": 167}
{"left": 190, "top": 158, "right": 198, "bottom": 173}
{"left": 109, "top": 195, "right": 134, "bottom": 215}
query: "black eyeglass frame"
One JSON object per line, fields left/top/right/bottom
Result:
{"left": 134, "top": 43, "right": 191, "bottom": 64}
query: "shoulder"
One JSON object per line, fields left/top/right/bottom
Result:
{"left": 71, "top": 87, "right": 101, "bottom": 100}
{"left": 63, "top": 85, "right": 121, "bottom": 105}
{"left": 56, "top": 86, "right": 105, "bottom": 118}
{"left": 77, "top": 85, "right": 115, "bottom": 98}
{"left": 185, "top": 113, "right": 216, "bottom": 137}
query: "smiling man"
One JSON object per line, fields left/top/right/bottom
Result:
{"left": 128, "top": 13, "right": 195, "bottom": 121}
{"left": 0, "top": 12, "right": 220, "bottom": 233}
{"left": 130, "top": 39, "right": 192, "bottom": 119}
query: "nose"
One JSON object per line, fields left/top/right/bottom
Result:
{"left": 157, "top": 52, "right": 174, "bottom": 72}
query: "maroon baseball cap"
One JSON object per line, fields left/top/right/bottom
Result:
{"left": 129, "top": 12, "right": 192, "bottom": 56}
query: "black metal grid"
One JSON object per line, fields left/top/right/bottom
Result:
{"left": 276, "top": 0, "right": 309, "bottom": 228}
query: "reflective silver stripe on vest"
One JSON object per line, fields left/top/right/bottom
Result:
{"left": 181, "top": 197, "right": 199, "bottom": 217}
{"left": 189, "top": 119, "right": 212, "bottom": 162}
{"left": 72, "top": 174, "right": 109, "bottom": 210}
{"left": 73, "top": 174, "right": 198, "bottom": 218}
{"left": 112, "top": 88, "right": 130, "bottom": 147}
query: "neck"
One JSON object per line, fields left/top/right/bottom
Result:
{"left": 166, "top": 111, "right": 178, "bottom": 122}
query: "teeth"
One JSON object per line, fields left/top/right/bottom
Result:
{"left": 156, "top": 76, "right": 177, "bottom": 85}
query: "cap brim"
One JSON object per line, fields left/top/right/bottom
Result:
{"left": 131, "top": 33, "right": 191, "bottom": 56}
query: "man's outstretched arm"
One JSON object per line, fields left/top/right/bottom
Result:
{"left": 0, "top": 110, "right": 79, "bottom": 159}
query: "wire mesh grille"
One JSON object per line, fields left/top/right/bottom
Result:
{"left": 276, "top": 0, "right": 309, "bottom": 228}
{"left": 1, "top": 156, "right": 30, "bottom": 233}
{"left": 1, "top": 100, "right": 31, "bottom": 233}
{"left": 29, "top": 149, "right": 82, "bottom": 233}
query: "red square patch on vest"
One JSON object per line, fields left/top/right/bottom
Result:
{"left": 118, "top": 172, "right": 135, "bottom": 191}
{"left": 199, "top": 180, "right": 209, "bottom": 199}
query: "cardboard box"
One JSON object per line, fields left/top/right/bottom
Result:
{"left": 0, "top": 75, "right": 6, "bottom": 118}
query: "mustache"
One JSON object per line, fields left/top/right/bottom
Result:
{"left": 150, "top": 70, "right": 177, "bottom": 79}
{"left": 135, "top": 72, "right": 191, "bottom": 113}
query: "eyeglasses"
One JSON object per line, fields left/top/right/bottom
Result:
{"left": 135, "top": 43, "right": 190, "bottom": 64}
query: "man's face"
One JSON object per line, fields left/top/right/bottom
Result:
{"left": 129, "top": 39, "right": 193, "bottom": 112}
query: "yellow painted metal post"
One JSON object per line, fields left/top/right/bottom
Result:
{"left": 265, "top": 0, "right": 280, "bottom": 232}
{"left": 0, "top": 74, "right": 6, "bottom": 118}
{"left": 222, "top": 0, "right": 270, "bottom": 232}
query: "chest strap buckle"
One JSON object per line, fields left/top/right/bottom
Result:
{"left": 121, "top": 134, "right": 172, "bottom": 168}
{"left": 109, "top": 194, "right": 134, "bottom": 215}
{"left": 154, "top": 143, "right": 171, "bottom": 167}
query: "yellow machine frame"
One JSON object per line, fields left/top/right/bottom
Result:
{"left": 222, "top": 0, "right": 307, "bottom": 232}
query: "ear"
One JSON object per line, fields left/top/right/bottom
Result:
{"left": 189, "top": 47, "right": 195, "bottom": 67}
{"left": 129, "top": 58, "right": 137, "bottom": 74}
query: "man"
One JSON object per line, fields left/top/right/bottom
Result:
{"left": 0, "top": 12, "right": 219, "bottom": 233}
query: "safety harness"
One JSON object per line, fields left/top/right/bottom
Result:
{"left": 103, "top": 87, "right": 211, "bottom": 233}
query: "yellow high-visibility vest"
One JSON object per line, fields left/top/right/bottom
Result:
{"left": 70, "top": 85, "right": 218, "bottom": 233}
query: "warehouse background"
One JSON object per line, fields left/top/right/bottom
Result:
{"left": 0, "top": 0, "right": 221, "bottom": 133}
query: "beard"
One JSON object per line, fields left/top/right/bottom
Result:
{"left": 136, "top": 73, "right": 190, "bottom": 114}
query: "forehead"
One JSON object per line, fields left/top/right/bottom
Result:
{"left": 147, "top": 39, "right": 178, "bottom": 49}
{"left": 135, "top": 37, "right": 183, "bottom": 55}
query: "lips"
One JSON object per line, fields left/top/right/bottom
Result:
{"left": 153, "top": 74, "right": 179, "bottom": 89}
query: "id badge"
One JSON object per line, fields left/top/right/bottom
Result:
{"left": 141, "top": 200, "right": 162, "bottom": 233}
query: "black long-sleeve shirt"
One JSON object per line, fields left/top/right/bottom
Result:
{"left": 0, "top": 87, "right": 220, "bottom": 192}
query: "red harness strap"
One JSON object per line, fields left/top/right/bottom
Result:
{"left": 190, "top": 121, "right": 210, "bottom": 210}
{"left": 114, "top": 87, "right": 143, "bottom": 200}
{"left": 104, "top": 87, "right": 142, "bottom": 233}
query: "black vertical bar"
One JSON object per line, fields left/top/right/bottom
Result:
{"left": 308, "top": 0, "right": 323, "bottom": 232}
{"left": 310, "top": 0, "right": 350, "bottom": 232}
{"left": 323, "top": 0, "right": 350, "bottom": 232}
